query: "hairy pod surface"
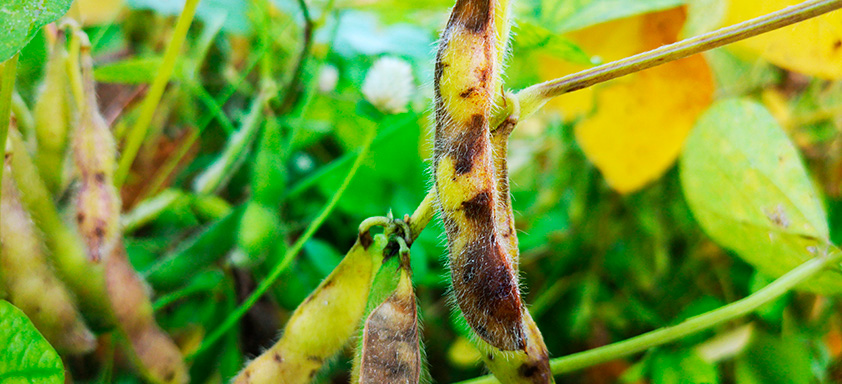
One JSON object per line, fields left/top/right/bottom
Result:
{"left": 7, "top": 129, "right": 113, "bottom": 329}
{"left": 0, "top": 165, "right": 96, "bottom": 354}
{"left": 72, "top": 44, "right": 120, "bottom": 264}
{"left": 477, "top": 310, "right": 553, "bottom": 384}
{"left": 353, "top": 242, "right": 422, "bottom": 384}
{"left": 234, "top": 233, "right": 385, "bottom": 384}
{"left": 434, "top": 0, "right": 524, "bottom": 351}
{"left": 106, "top": 244, "right": 189, "bottom": 384}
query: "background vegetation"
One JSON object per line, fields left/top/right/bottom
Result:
{"left": 2, "top": 0, "right": 842, "bottom": 383}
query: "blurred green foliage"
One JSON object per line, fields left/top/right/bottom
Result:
{"left": 4, "top": 0, "right": 842, "bottom": 383}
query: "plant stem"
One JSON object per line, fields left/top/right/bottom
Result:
{"left": 456, "top": 249, "right": 842, "bottom": 384}
{"left": 508, "top": 0, "right": 842, "bottom": 124}
{"left": 277, "top": 0, "right": 314, "bottom": 114}
{"left": 0, "top": 54, "right": 19, "bottom": 226}
{"left": 409, "top": 191, "right": 436, "bottom": 242}
{"left": 188, "top": 125, "right": 377, "bottom": 359}
{"left": 114, "top": 0, "right": 201, "bottom": 187}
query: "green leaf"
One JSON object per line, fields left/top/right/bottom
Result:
{"left": 513, "top": 20, "right": 592, "bottom": 65}
{"left": 535, "top": 0, "right": 686, "bottom": 33}
{"left": 680, "top": 98, "right": 841, "bottom": 293}
{"left": 735, "top": 331, "right": 812, "bottom": 384}
{"left": 0, "top": 0, "right": 72, "bottom": 62}
{"left": 94, "top": 57, "right": 164, "bottom": 84}
{"left": 0, "top": 300, "right": 65, "bottom": 383}
{"left": 145, "top": 206, "right": 244, "bottom": 289}
{"left": 650, "top": 350, "right": 718, "bottom": 384}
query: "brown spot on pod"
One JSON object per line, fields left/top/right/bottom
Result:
{"left": 359, "top": 284, "right": 420, "bottom": 383}
{"left": 453, "top": 114, "right": 488, "bottom": 175}
{"left": 359, "top": 230, "right": 374, "bottom": 249}
{"left": 451, "top": 237, "right": 524, "bottom": 350}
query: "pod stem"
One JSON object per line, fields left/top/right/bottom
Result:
{"left": 502, "top": 0, "right": 842, "bottom": 126}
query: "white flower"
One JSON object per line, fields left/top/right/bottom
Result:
{"left": 317, "top": 64, "right": 339, "bottom": 93}
{"left": 362, "top": 56, "right": 414, "bottom": 114}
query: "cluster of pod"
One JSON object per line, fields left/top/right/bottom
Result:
{"left": 234, "top": 217, "right": 422, "bottom": 384}
{"left": 237, "top": 0, "right": 552, "bottom": 382}
{"left": 1, "top": 26, "right": 187, "bottom": 383}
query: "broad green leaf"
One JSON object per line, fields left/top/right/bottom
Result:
{"left": 0, "top": 0, "right": 73, "bottom": 62}
{"left": 680, "top": 98, "right": 841, "bottom": 293}
{"left": 0, "top": 300, "right": 65, "bottom": 384}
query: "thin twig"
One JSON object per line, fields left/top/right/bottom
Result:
{"left": 278, "top": 0, "right": 315, "bottom": 114}
{"left": 507, "top": 0, "right": 842, "bottom": 124}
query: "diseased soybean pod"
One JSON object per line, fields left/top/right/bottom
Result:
{"left": 434, "top": 0, "right": 524, "bottom": 352}
{"left": 233, "top": 230, "right": 387, "bottom": 384}
{"left": 352, "top": 238, "right": 422, "bottom": 384}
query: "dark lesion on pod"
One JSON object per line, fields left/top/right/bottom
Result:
{"left": 451, "top": 234, "right": 524, "bottom": 350}
{"left": 452, "top": 114, "right": 489, "bottom": 175}
{"left": 359, "top": 289, "right": 421, "bottom": 383}
{"left": 450, "top": 0, "right": 493, "bottom": 33}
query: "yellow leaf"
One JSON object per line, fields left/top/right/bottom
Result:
{"left": 69, "top": 0, "right": 124, "bottom": 26}
{"left": 538, "top": 15, "right": 645, "bottom": 120}
{"left": 540, "top": 8, "right": 714, "bottom": 193}
{"left": 724, "top": 0, "right": 842, "bottom": 79}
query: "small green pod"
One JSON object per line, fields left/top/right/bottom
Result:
{"left": 33, "top": 33, "right": 72, "bottom": 194}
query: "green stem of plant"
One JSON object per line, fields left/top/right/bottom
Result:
{"left": 0, "top": 54, "right": 19, "bottom": 226}
{"left": 114, "top": 0, "right": 201, "bottom": 187}
{"left": 188, "top": 126, "right": 377, "bottom": 359}
{"left": 409, "top": 191, "right": 436, "bottom": 242}
{"left": 457, "top": 249, "right": 842, "bottom": 384}
{"left": 507, "top": 0, "right": 842, "bottom": 125}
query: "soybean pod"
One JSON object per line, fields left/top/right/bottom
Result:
{"left": 434, "top": 0, "right": 524, "bottom": 351}
{"left": 70, "top": 31, "right": 188, "bottom": 384}
{"left": 0, "top": 164, "right": 95, "bottom": 354}
{"left": 353, "top": 237, "right": 422, "bottom": 384}
{"left": 234, "top": 224, "right": 387, "bottom": 384}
